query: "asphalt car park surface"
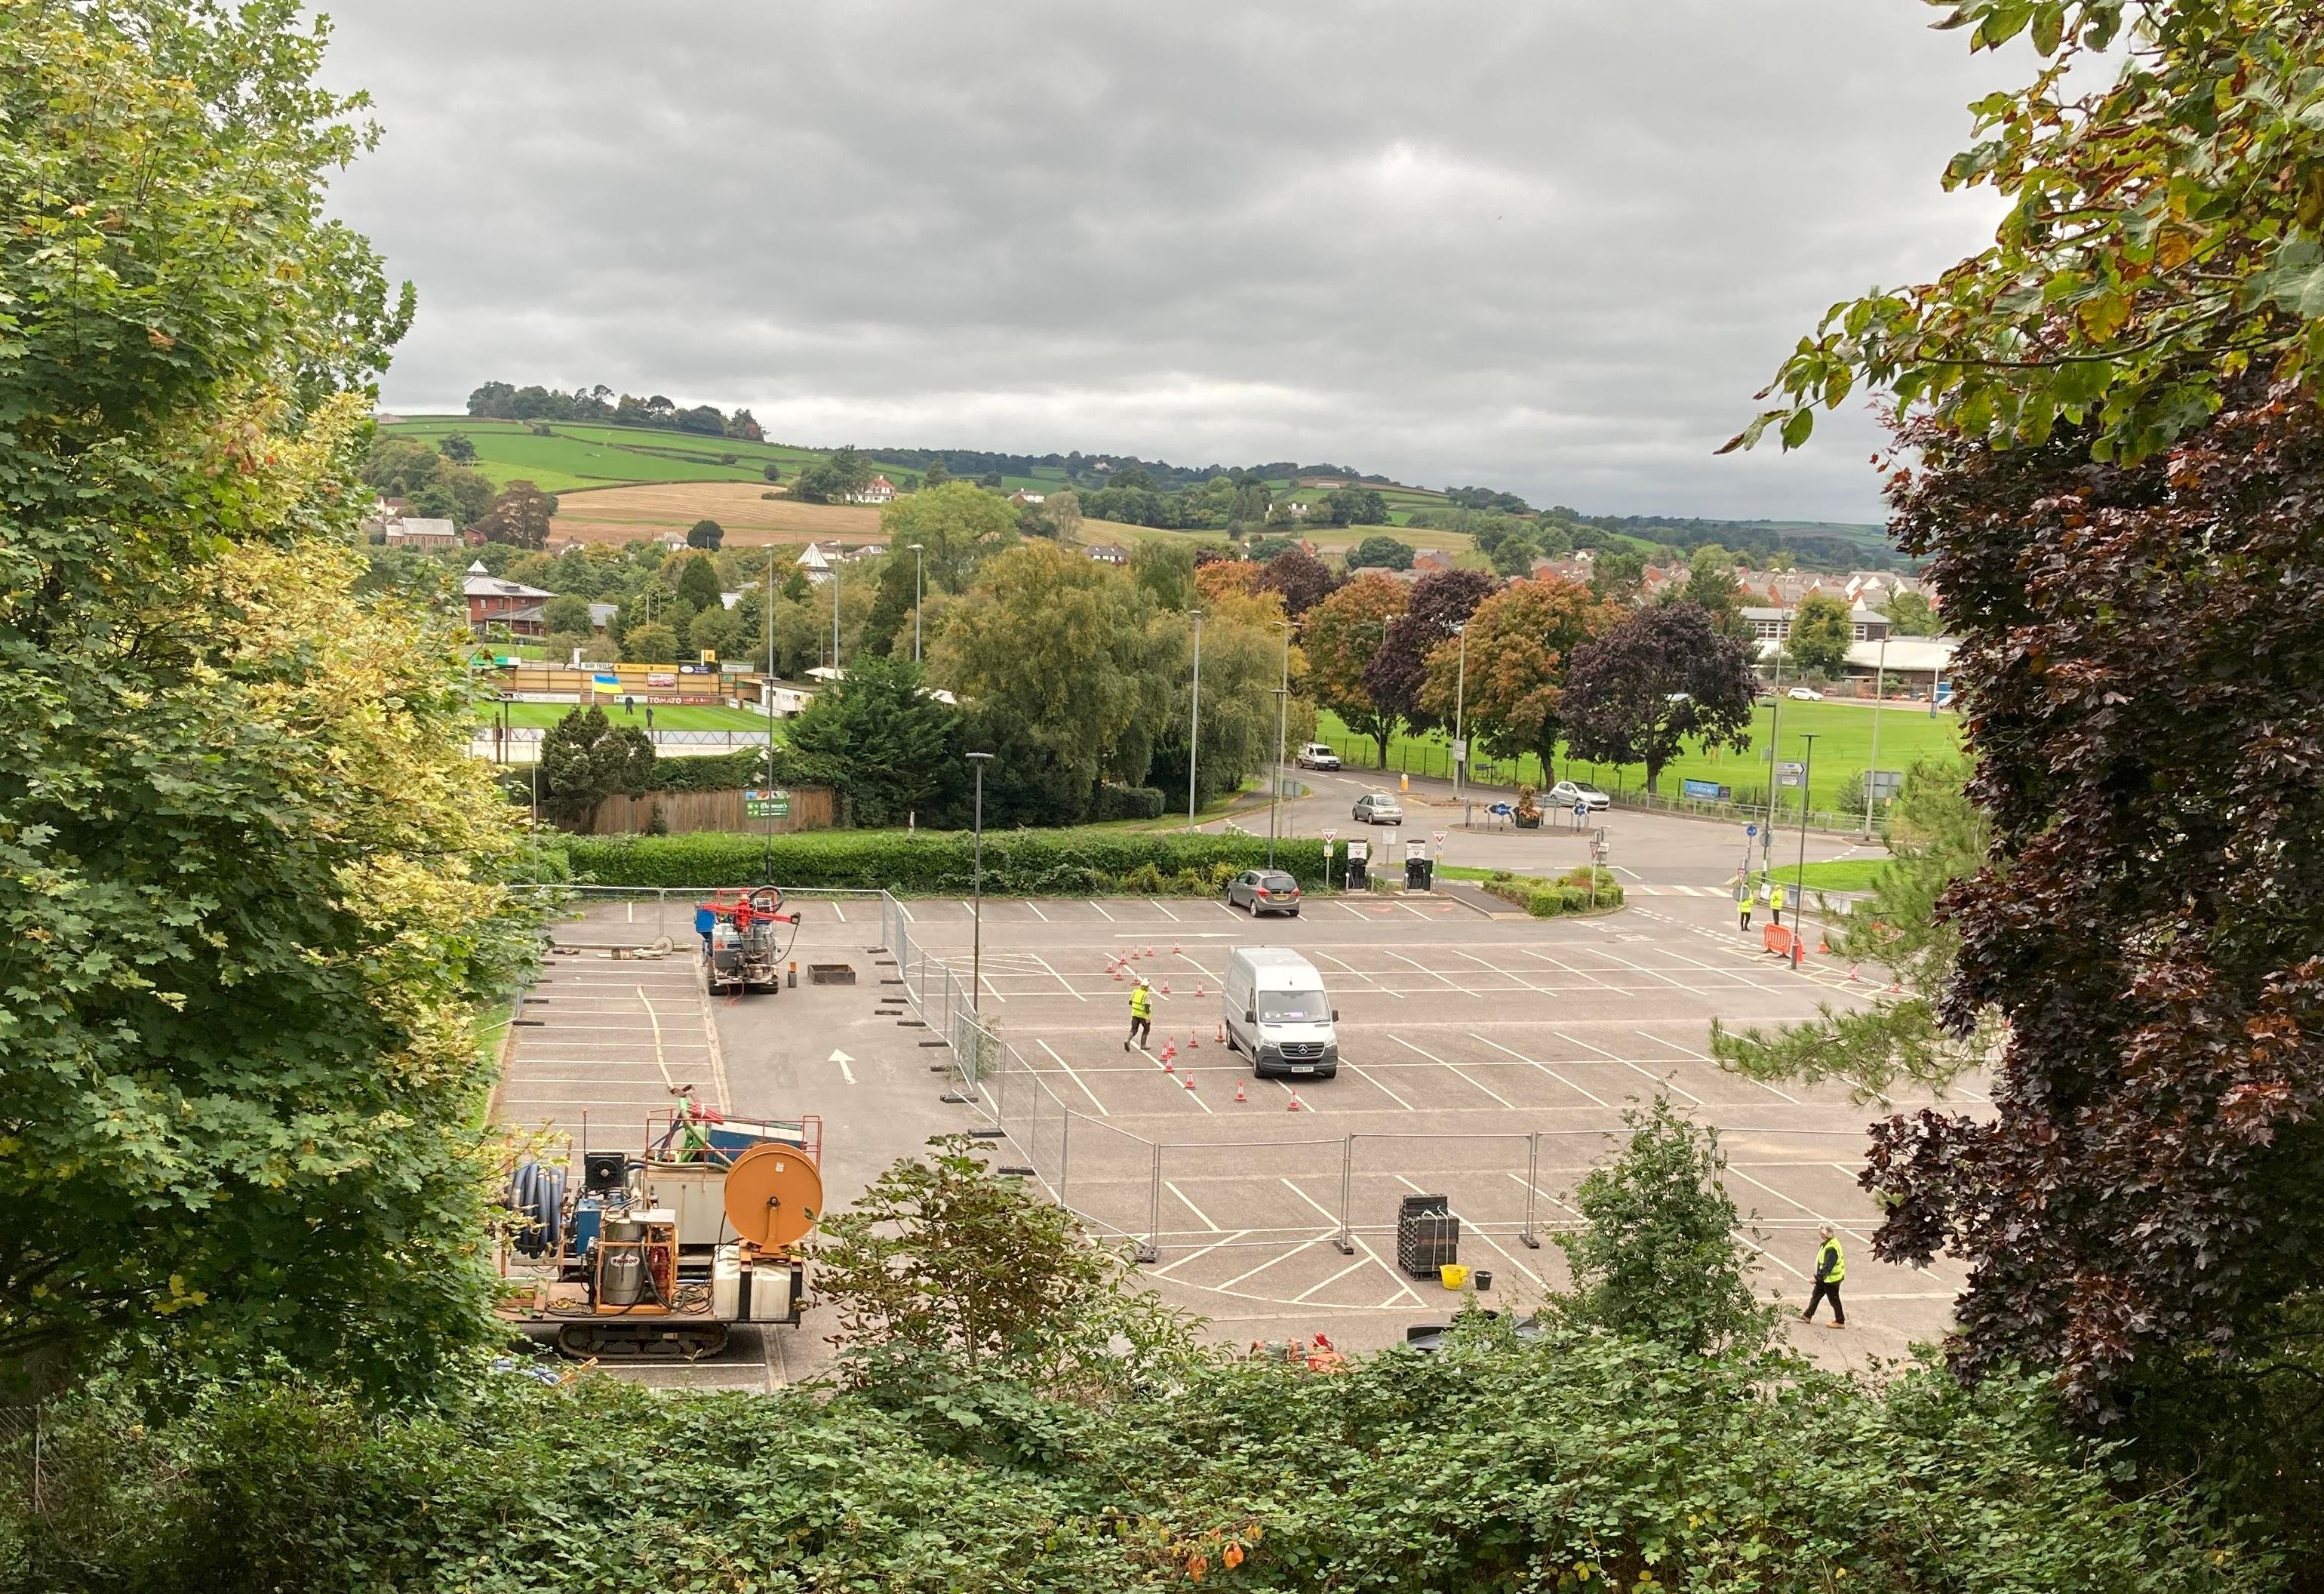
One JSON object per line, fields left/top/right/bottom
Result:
{"left": 498, "top": 799, "right": 1958, "bottom": 1384}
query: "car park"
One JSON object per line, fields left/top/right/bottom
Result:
{"left": 1225, "top": 869, "right": 1302, "bottom": 916}
{"left": 1353, "top": 792, "right": 1403, "bottom": 824}
{"left": 1787, "top": 686, "right": 1824, "bottom": 701}
{"left": 1294, "top": 742, "right": 1341, "bottom": 770}
{"left": 1547, "top": 779, "right": 1609, "bottom": 812}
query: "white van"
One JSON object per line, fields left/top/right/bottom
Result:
{"left": 1223, "top": 947, "right": 1339, "bottom": 1079}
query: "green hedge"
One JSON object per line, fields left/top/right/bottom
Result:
{"left": 548, "top": 829, "right": 1330, "bottom": 895}
{"left": 1486, "top": 866, "right": 1625, "bottom": 918}
{"left": 1091, "top": 783, "right": 1167, "bottom": 821}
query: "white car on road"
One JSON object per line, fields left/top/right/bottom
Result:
{"left": 1786, "top": 686, "right": 1824, "bottom": 701}
{"left": 1294, "top": 742, "right": 1342, "bottom": 771}
{"left": 1548, "top": 779, "right": 1610, "bottom": 812}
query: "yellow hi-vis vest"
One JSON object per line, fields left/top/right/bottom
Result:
{"left": 1129, "top": 986, "right": 1152, "bottom": 1019}
{"left": 1772, "top": 885, "right": 1788, "bottom": 911}
{"left": 1816, "top": 1237, "right": 1845, "bottom": 1283}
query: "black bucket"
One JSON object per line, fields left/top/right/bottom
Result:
{"left": 1474, "top": 1270, "right": 1493, "bottom": 1291}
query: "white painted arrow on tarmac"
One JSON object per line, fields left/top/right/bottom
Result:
{"left": 828, "top": 1048, "right": 856, "bottom": 1084}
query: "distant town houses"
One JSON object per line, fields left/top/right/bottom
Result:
{"left": 461, "top": 560, "right": 555, "bottom": 638}
{"left": 1008, "top": 490, "right": 1046, "bottom": 506}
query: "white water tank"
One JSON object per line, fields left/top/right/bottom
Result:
{"left": 711, "top": 1244, "right": 742, "bottom": 1319}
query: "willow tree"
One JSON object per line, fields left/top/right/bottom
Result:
{"left": 1, "top": 2, "right": 535, "bottom": 1399}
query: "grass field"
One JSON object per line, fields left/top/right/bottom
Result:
{"left": 483, "top": 701, "right": 777, "bottom": 734}
{"left": 548, "top": 481, "right": 882, "bottom": 545}
{"left": 1765, "top": 858, "right": 1889, "bottom": 891}
{"left": 381, "top": 416, "right": 924, "bottom": 496}
{"left": 1317, "top": 697, "right": 1963, "bottom": 815}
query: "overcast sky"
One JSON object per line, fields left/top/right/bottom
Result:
{"left": 321, "top": 2, "right": 2018, "bottom": 524}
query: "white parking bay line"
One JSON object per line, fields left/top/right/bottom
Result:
{"left": 1151, "top": 1230, "right": 1251, "bottom": 1276}
{"left": 1393, "top": 1035, "right": 1516, "bottom": 1108}
{"left": 1154, "top": 900, "right": 1182, "bottom": 920}
{"left": 831, "top": 902, "right": 847, "bottom": 922}
{"left": 1029, "top": 953, "right": 1085, "bottom": 1002}
{"left": 1639, "top": 1029, "right": 1798, "bottom": 1105}
{"left": 1027, "top": 901, "right": 1049, "bottom": 922}
{"left": 1312, "top": 948, "right": 1404, "bottom": 999}
{"left": 1292, "top": 1257, "right": 1376, "bottom": 1303}
{"left": 1345, "top": 1060, "right": 1415, "bottom": 1111}
{"left": 1166, "top": 1180, "right": 1222, "bottom": 1232}
{"left": 1090, "top": 900, "right": 1114, "bottom": 921}
{"left": 1381, "top": 948, "right": 1478, "bottom": 996}
{"left": 1554, "top": 1029, "right": 1704, "bottom": 1104}
{"left": 1214, "top": 1238, "right": 1326, "bottom": 1292}
{"left": 1468, "top": 1032, "right": 1612, "bottom": 1108}
{"left": 1034, "top": 1039, "right": 1108, "bottom": 1115}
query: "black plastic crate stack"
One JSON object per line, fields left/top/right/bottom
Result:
{"left": 1397, "top": 1193, "right": 1459, "bottom": 1279}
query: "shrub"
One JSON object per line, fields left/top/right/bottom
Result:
{"left": 1526, "top": 888, "right": 1566, "bottom": 918}
{"left": 1090, "top": 783, "right": 1166, "bottom": 821}
{"left": 1560, "top": 885, "right": 1590, "bottom": 912}
{"left": 546, "top": 829, "right": 1330, "bottom": 894}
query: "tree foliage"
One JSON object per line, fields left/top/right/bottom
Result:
{"left": 0, "top": 0, "right": 533, "bottom": 1396}
{"left": 536, "top": 706, "right": 655, "bottom": 829}
{"left": 791, "top": 444, "right": 876, "bottom": 504}
{"left": 1345, "top": 533, "right": 1414, "bottom": 571}
{"left": 1784, "top": 590, "right": 1854, "bottom": 678}
{"left": 685, "top": 517, "right": 723, "bottom": 550}
{"left": 1712, "top": 759, "right": 1997, "bottom": 1103}
{"left": 1555, "top": 1099, "right": 1775, "bottom": 1356}
{"left": 881, "top": 481, "right": 1018, "bottom": 593}
{"left": 1252, "top": 546, "right": 1336, "bottom": 617}
{"left": 1729, "top": 0, "right": 2324, "bottom": 468}
{"left": 1299, "top": 572, "right": 1409, "bottom": 765}
{"left": 478, "top": 479, "right": 557, "bottom": 549}
{"left": 1562, "top": 602, "right": 1757, "bottom": 792}
{"left": 786, "top": 655, "right": 957, "bottom": 826}
{"left": 1416, "top": 575, "right": 1617, "bottom": 777}
{"left": 1363, "top": 568, "right": 1496, "bottom": 737}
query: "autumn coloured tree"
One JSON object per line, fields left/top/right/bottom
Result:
{"left": 1302, "top": 572, "right": 1409, "bottom": 765}
{"left": 1253, "top": 546, "right": 1337, "bottom": 617}
{"left": 1362, "top": 568, "right": 1496, "bottom": 738}
{"left": 480, "top": 479, "right": 558, "bottom": 549}
{"left": 1417, "top": 575, "right": 1617, "bottom": 779}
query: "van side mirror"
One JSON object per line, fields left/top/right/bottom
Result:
{"left": 1332, "top": 1009, "right": 1340, "bottom": 1021}
{"left": 1246, "top": 1009, "right": 1257, "bottom": 1025}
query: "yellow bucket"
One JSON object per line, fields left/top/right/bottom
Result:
{"left": 1440, "top": 1263, "right": 1469, "bottom": 1290}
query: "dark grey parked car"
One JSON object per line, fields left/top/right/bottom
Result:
{"left": 1225, "top": 869, "right": 1302, "bottom": 916}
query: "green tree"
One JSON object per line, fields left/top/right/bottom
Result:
{"left": 880, "top": 481, "right": 1018, "bottom": 593}
{"left": 932, "top": 542, "right": 1161, "bottom": 800}
{"left": 859, "top": 555, "right": 918, "bottom": 659}
{"left": 1562, "top": 602, "right": 1757, "bottom": 793}
{"left": 1588, "top": 546, "right": 1646, "bottom": 603}
{"left": 1784, "top": 590, "right": 1853, "bottom": 676}
{"left": 0, "top": 1, "right": 535, "bottom": 1399}
{"left": 1883, "top": 587, "right": 1938, "bottom": 635}
{"left": 1130, "top": 538, "right": 1195, "bottom": 611}
{"left": 1325, "top": 486, "right": 1389, "bottom": 526}
{"left": 792, "top": 445, "right": 875, "bottom": 503}
{"left": 1714, "top": 759, "right": 1992, "bottom": 1102}
{"left": 542, "top": 592, "right": 594, "bottom": 635}
{"left": 786, "top": 655, "right": 959, "bottom": 826}
{"left": 622, "top": 621, "right": 682, "bottom": 664}
{"left": 814, "top": 1137, "right": 1197, "bottom": 1399}
{"left": 479, "top": 479, "right": 558, "bottom": 549}
{"left": 537, "top": 706, "right": 655, "bottom": 829}
{"left": 1556, "top": 1098, "right": 1773, "bottom": 1356}
{"left": 687, "top": 518, "right": 724, "bottom": 550}
{"left": 436, "top": 430, "right": 476, "bottom": 463}
{"left": 1679, "top": 546, "right": 1745, "bottom": 634}
{"left": 675, "top": 552, "right": 724, "bottom": 614}
{"left": 1346, "top": 534, "right": 1414, "bottom": 571}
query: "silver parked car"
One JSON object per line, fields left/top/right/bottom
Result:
{"left": 1547, "top": 779, "right": 1610, "bottom": 812}
{"left": 1225, "top": 869, "right": 1303, "bottom": 916}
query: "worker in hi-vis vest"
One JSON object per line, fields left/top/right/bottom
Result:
{"left": 1124, "top": 977, "right": 1154, "bottom": 1053}
{"left": 1769, "top": 882, "right": 1788, "bottom": 927}
{"left": 1803, "top": 1226, "right": 1846, "bottom": 1328}
{"left": 1735, "top": 879, "right": 1753, "bottom": 933}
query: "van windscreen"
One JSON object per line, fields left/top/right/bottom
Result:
{"left": 1259, "top": 989, "right": 1329, "bottom": 1023}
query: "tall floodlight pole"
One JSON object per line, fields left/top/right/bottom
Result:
{"left": 908, "top": 543, "right": 925, "bottom": 662}
{"left": 1794, "top": 732, "right": 1818, "bottom": 969}
{"left": 1864, "top": 632, "right": 1889, "bottom": 837}
{"left": 831, "top": 559, "right": 841, "bottom": 675}
{"left": 1186, "top": 609, "right": 1204, "bottom": 832}
{"left": 967, "top": 752, "right": 993, "bottom": 1014}
{"left": 1450, "top": 620, "right": 1469, "bottom": 805}
{"left": 1763, "top": 638, "right": 1786, "bottom": 874}
{"left": 1268, "top": 618, "right": 1291, "bottom": 866}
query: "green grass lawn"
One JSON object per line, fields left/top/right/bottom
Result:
{"left": 1317, "top": 697, "right": 1963, "bottom": 815}
{"left": 1763, "top": 858, "right": 1889, "bottom": 892}
{"left": 484, "top": 700, "right": 778, "bottom": 734}
{"left": 385, "top": 417, "right": 924, "bottom": 495}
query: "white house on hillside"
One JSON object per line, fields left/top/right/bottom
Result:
{"left": 843, "top": 475, "right": 897, "bottom": 504}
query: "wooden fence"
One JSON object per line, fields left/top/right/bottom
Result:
{"left": 586, "top": 787, "right": 835, "bottom": 835}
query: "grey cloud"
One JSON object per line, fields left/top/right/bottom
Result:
{"left": 321, "top": 1, "right": 2018, "bottom": 521}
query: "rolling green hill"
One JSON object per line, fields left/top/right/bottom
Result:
{"left": 379, "top": 417, "right": 918, "bottom": 496}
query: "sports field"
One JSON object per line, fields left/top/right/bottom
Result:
{"left": 1318, "top": 697, "right": 1963, "bottom": 814}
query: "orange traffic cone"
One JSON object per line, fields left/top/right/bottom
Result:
{"left": 1113, "top": 965, "right": 1124, "bottom": 980}
{"left": 1163, "top": 1057, "right": 1174, "bottom": 1072}
{"left": 1173, "top": 943, "right": 1181, "bottom": 955}
{"left": 1846, "top": 964, "right": 1861, "bottom": 983}
{"left": 1160, "top": 979, "right": 1172, "bottom": 995}
{"left": 1183, "top": 1073, "right": 1196, "bottom": 1091}
{"left": 1188, "top": 1030, "right": 1199, "bottom": 1048}
{"left": 1216, "top": 1022, "right": 1225, "bottom": 1043}
{"left": 1145, "top": 945, "right": 1156, "bottom": 958}
{"left": 1286, "top": 1091, "right": 1303, "bottom": 1112}
{"left": 1234, "top": 1081, "right": 1247, "bottom": 1102}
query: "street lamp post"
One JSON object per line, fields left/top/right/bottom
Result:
{"left": 1864, "top": 633, "right": 1888, "bottom": 838}
{"left": 908, "top": 543, "right": 924, "bottom": 663}
{"left": 830, "top": 559, "right": 841, "bottom": 675}
{"left": 967, "top": 752, "right": 993, "bottom": 1016}
{"left": 1186, "top": 610, "right": 1204, "bottom": 832}
{"left": 1794, "top": 732, "right": 1817, "bottom": 969}
{"left": 1268, "top": 619, "right": 1291, "bottom": 867}
{"left": 1449, "top": 620, "right": 1469, "bottom": 806}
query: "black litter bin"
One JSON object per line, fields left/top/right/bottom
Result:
{"left": 1397, "top": 1193, "right": 1459, "bottom": 1279}
{"left": 1405, "top": 855, "right": 1434, "bottom": 891}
